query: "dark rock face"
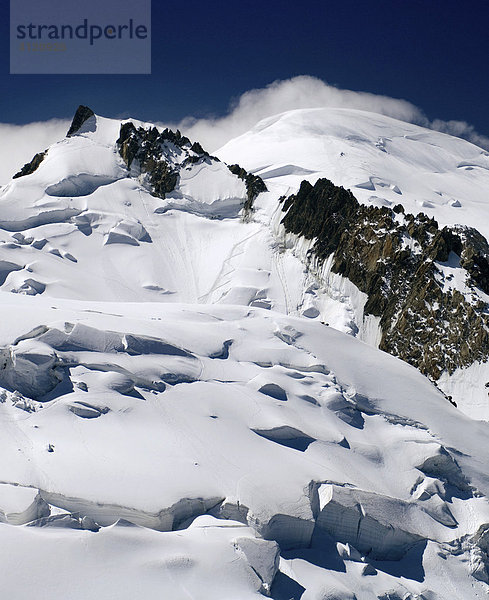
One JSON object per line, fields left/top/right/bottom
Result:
{"left": 67, "top": 105, "right": 95, "bottom": 137}
{"left": 116, "top": 123, "right": 267, "bottom": 207}
{"left": 13, "top": 151, "right": 47, "bottom": 179}
{"left": 116, "top": 122, "right": 214, "bottom": 198}
{"left": 281, "top": 178, "right": 489, "bottom": 382}
{"left": 227, "top": 164, "right": 268, "bottom": 211}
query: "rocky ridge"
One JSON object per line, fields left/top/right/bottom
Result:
{"left": 280, "top": 178, "right": 489, "bottom": 386}
{"left": 115, "top": 117, "right": 266, "bottom": 206}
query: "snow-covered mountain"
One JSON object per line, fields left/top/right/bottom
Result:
{"left": 1, "top": 105, "right": 489, "bottom": 600}
{"left": 217, "top": 108, "right": 489, "bottom": 419}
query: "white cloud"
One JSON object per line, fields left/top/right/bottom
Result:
{"left": 166, "top": 76, "right": 430, "bottom": 151}
{"left": 0, "top": 119, "right": 70, "bottom": 184}
{"left": 168, "top": 76, "right": 488, "bottom": 153}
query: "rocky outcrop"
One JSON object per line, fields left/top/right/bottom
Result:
{"left": 228, "top": 164, "right": 267, "bottom": 211}
{"left": 280, "top": 178, "right": 489, "bottom": 384}
{"left": 13, "top": 151, "right": 46, "bottom": 179}
{"left": 67, "top": 105, "right": 95, "bottom": 136}
{"left": 116, "top": 122, "right": 181, "bottom": 197}
{"left": 13, "top": 105, "right": 95, "bottom": 179}
{"left": 116, "top": 123, "right": 267, "bottom": 208}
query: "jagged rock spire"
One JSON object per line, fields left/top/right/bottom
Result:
{"left": 67, "top": 105, "right": 95, "bottom": 137}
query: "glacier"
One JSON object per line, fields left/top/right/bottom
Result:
{"left": 0, "top": 105, "right": 488, "bottom": 599}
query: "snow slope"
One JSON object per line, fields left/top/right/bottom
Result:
{"left": 217, "top": 107, "right": 489, "bottom": 419}
{"left": 1, "top": 294, "right": 489, "bottom": 599}
{"left": 217, "top": 107, "right": 489, "bottom": 240}
{"left": 0, "top": 107, "right": 488, "bottom": 598}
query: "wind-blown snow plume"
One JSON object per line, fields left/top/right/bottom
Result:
{"left": 171, "top": 76, "right": 429, "bottom": 151}
{"left": 431, "top": 118, "right": 489, "bottom": 150}
{"left": 170, "top": 76, "right": 489, "bottom": 152}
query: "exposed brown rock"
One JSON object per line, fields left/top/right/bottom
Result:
{"left": 13, "top": 151, "right": 47, "bottom": 179}
{"left": 281, "top": 178, "right": 489, "bottom": 381}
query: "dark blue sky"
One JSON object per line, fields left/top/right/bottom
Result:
{"left": 2, "top": 0, "right": 489, "bottom": 136}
